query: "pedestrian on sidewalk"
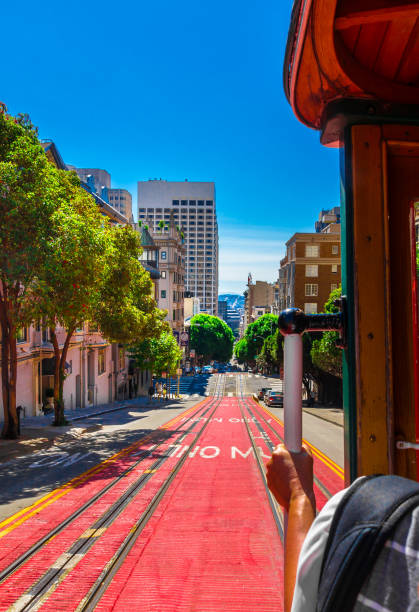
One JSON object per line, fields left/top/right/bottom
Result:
{"left": 148, "top": 384, "right": 155, "bottom": 402}
{"left": 163, "top": 383, "right": 168, "bottom": 401}
{"left": 156, "top": 381, "right": 162, "bottom": 400}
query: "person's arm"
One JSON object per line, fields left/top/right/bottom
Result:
{"left": 266, "top": 444, "right": 316, "bottom": 612}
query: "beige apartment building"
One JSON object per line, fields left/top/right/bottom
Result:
{"left": 279, "top": 231, "right": 341, "bottom": 314}
{"left": 244, "top": 279, "right": 278, "bottom": 328}
{"left": 109, "top": 188, "right": 132, "bottom": 220}
{"left": 152, "top": 214, "right": 185, "bottom": 333}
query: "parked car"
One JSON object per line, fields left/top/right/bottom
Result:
{"left": 258, "top": 387, "right": 271, "bottom": 400}
{"left": 265, "top": 391, "right": 283, "bottom": 406}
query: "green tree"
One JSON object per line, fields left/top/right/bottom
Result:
{"left": 234, "top": 337, "right": 251, "bottom": 364}
{"left": 130, "top": 331, "right": 182, "bottom": 377}
{"left": 93, "top": 224, "right": 168, "bottom": 345}
{"left": 244, "top": 314, "right": 278, "bottom": 362}
{"left": 0, "top": 107, "right": 56, "bottom": 438}
{"left": 311, "top": 286, "right": 342, "bottom": 378}
{"left": 31, "top": 169, "right": 111, "bottom": 425}
{"left": 190, "top": 314, "right": 234, "bottom": 363}
{"left": 257, "top": 329, "right": 283, "bottom": 374}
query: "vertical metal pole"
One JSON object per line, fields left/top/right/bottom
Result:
{"left": 283, "top": 334, "right": 303, "bottom": 452}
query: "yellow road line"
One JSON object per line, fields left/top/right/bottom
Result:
{"left": 253, "top": 399, "right": 344, "bottom": 480}
{"left": 0, "top": 397, "right": 210, "bottom": 536}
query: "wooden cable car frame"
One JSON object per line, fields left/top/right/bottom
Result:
{"left": 283, "top": 0, "right": 419, "bottom": 483}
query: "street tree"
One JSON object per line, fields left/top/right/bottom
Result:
{"left": 311, "top": 286, "right": 343, "bottom": 378}
{"left": 31, "top": 169, "right": 111, "bottom": 426}
{"left": 190, "top": 314, "right": 234, "bottom": 363}
{"left": 234, "top": 337, "right": 251, "bottom": 365}
{"left": 0, "top": 107, "right": 56, "bottom": 438}
{"left": 257, "top": 329, "right": 283, "bottom": 374}
{"left": 93, "top": 224, "right": 168, "bottom": 345}
{"left": 244, "top": 314, "right": 278, "bottom": 362}
{"left": 129, "top": 330, "right": 181, "bottom": 377}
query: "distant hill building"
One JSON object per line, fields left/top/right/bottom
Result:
{"left": 218, "top": 300, "right": 228, "bottom": 321}
{"left": 226, "top": 309, "right": 241, "bottom": 333}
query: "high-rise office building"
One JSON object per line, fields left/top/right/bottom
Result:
{"left": 138, "top": 180, "right": 218, "bottom": 315}
{"left": 67, "top": 166, "right": 111, "bottom": 194}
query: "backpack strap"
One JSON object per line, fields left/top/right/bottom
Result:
{"left": 317, "top": 475, "right": 419, "bottom": 612}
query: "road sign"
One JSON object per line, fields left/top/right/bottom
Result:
{"left": 180, "top": 331, "right": 189, "bottom": 346}
{"left": 190, "top": 349, "right": 196, "bottom": 358}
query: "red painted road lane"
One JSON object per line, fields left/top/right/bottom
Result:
{"left": 95, "top": 398, "right": 284, "bottom": 612}
{"left": 36, "top": 410, "right": 220, "bottom": 611}
{"left": 0, "top": 400, "right": 211, "bottom": 591}
{"left": 0, "top": 395, "right": 344, "bottom": 611}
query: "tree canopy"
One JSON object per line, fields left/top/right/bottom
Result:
{"left": 129, "top": 331, "right": 182, "bottom": 376}
{"left": 310, "top": 286, "right": 343, "bottom": 378}
{"left": 190, "top": 314, "right": 234, "bottom": 363}
{"left": 0, "top": 107, "right": 57, "bottom": 437}
{"left": 243, "top": 314, "right": 278, "bottom": 362}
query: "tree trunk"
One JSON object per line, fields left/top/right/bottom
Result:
{"left": 50, "top": 327, "right": 74, "bottom": 426}
{"left": 1, "top": 321, "right": 18, "bottom": 439}
{"left": 0, "top": 296, "right": 18, "bottom": 440}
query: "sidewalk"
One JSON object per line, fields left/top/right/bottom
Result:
{"left": 0, "top": 395, "right": 183, "bottom": 463}
{"left": 303, "top": 406, "right": 344, "bottom": 427}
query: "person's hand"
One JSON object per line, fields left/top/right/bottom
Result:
{"left": 266, "top": 443, "right": 315, "bottom": 511}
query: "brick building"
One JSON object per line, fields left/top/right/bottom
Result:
{"left": 279, "top": 231, "right": 341, "bottom": 313}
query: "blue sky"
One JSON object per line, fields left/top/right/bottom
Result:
{"left": 1, "top": 0, "right": 339, "bottom": 295}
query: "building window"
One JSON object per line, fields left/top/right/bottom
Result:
{"left": 173, "top": 309, "right": 176, "bottom": 320}
{"left": 305, "top": 264, "right": 318, "bottom": 277}
{"left": 161, "top": 290, "right": 167, "bottom": 298}
{"left": 161, "top": 271, "right": 166, "bottom": 279}
{"left": 189, "top": 200, "right": 196, "bottom": 206}
{"left": 331, "top": 284, "right": 338, "bottom": 292}
{"left": 172, "top": 200, "right": 179, "bottom": 206}
{"left": 206, "top": 200, "right": 213, "bottom": 206}
{"left": 305, "top": 284, "right": 318, "bottom": 296}
{"left": 161, "top": 251, "right": 167, "bottom": 260}
{"left": 332, "top": 264, "right": 338, "bottom": 273}
{"left": 16, "top": 327, "right": 27, "bottom": 343}
{"left": 198, "top": 200, "right": 204, "bottom": 206}
{"left": 332, "top": 245, "right": 339, "bottom": 255}
{"left": 305, "top": 245, "right": 319, "bottom": 257}
{"left": 304, "top": 303, "right": 318, "bottom": 314}
{"left": 98, "top": 349, "right": 106, "bottom": 375}
{"left": 181, "top": 200, "right": 187, "bottom": 206}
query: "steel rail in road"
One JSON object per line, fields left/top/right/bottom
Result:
{"left": 0, "top": 387, "right": 226, "bottom": 611}
{"left": 235, "top": 375, "right": 285, "bottom": 541}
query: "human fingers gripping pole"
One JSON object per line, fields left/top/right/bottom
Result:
{"left": 283, "top": 334, "right": 303, "bottom": 452}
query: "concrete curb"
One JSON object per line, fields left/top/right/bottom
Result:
{"left": 302, "top": 409, "right": 343, "bottom": 428}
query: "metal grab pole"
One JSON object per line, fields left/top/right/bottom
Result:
{"left": 279, "top": 308, "right": 307, "bottom": 453}
{"left": 283, "top": 334, "right": 303, "bottom": 452}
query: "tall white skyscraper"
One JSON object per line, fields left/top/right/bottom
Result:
{"left": 138, "top": 180, "right": 218, "bottom": 315}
